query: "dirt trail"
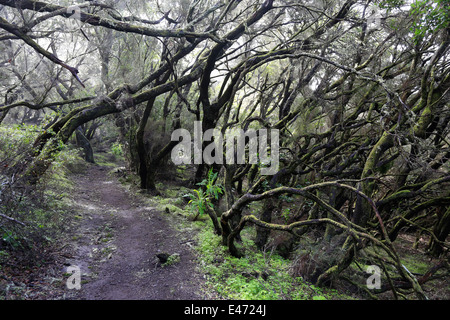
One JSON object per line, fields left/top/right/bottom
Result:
{"left": 64, "top": 164, "right": 204, "bottom": 300}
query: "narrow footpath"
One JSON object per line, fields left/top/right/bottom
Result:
{"left": 64, "top": 164, "right": 204, "bottom": 300}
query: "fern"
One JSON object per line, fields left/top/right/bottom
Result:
{"left": 187, "top": 169, "right": 223, "bottom": 220}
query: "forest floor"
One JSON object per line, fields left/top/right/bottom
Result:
{"left": 62, "top": 162, "right": 206, "bottom": 300}
{"left": 0, "top": 158, "right": 208, "bottom": 300}
{"left": 1, "top": 154, "right": 448, "bottom": 300}
{"left": 62, "top": 162, "right": 207, "bottom": 300}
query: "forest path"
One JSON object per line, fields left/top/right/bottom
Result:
{"left": 65, "top": 163, "right": 204, "bottom": 300}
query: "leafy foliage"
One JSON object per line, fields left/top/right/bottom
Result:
{"left": 0, "top": 124, "right": 38, "bottom": 169}
{"left": 188, "top": 188, "right": 210, "bottom": 219}
{"left": 410, "top": 0, "right": 450, "bottom": 42}
{"left": 0, "top": 125, "right": 80, "bottom": 261}
{"left": 187, "top": 169, "right": 223, "bottom": 220}
{"left": 201, "top": 170, "right": 223, "bottom": 200}
{"left": 110, "top": 142, "right": 124, "bottom": 157}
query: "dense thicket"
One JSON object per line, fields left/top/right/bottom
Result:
{"left": 1, "top": 0, "right": 449, "bottom": 299}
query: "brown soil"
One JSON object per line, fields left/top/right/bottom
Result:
{"left": 61, "top": 164, "right": 205, "bottom": 300}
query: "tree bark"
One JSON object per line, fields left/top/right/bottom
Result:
{"left": 255, "top": 198, "right": 275, "bottom": 250}
{"left": 75, "top": 127, "right": 95, "bottom": 163}
{"left": 428, "top": 206, "right": 450, "bottom": 257}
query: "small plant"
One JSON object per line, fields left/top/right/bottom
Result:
{"left": 188, "top": 188, "right": 210, "bottom": 220}
{"left": 110, "top": 142, "right": 123, "bottom": 157}
{"left": 187, "top": 169, "right": 223, "bottom": 220}
{"left": 279, "top": 194, "right": 294, "bottom": 203}
{"left": 1, "top": 231, "right": 22, "bottom": 249}
{"left": 163, "top": 253, "right": 181, "bottom": 267}
{"left": 281, "top": 208, "right": 291, "bottom": 223}
{"left": 197, "top": 168, "right": 223, "bottom": 201}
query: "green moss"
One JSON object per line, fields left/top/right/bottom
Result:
{"left": 162, "top": 253, "right": 181, "bottom": 267}
{"left": 194, "top": 220, "right": 353, "bottom": 300}
{"left": 92, "top": 152, "right": 119, "bottom": 167}
{"left": 149, "top": 196, "right": 189, "bottom": 216}
{"left": 401, "top": 257, "right": 430, "bottom": 274}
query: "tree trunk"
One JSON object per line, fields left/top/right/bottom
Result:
{"left": 75, "top": 127, "right": 95, "bottom": 163}
{"left": 0, "top": 109, "right": 9, "bottom": 124}
{"left": 356, "top": 131, "right": 394, "bottom": 226}
{"left": 255, "top": 198, "right": 275, "bottom": 250}
{"left": 428, "top": 206, "right": 450, "bottom": 257}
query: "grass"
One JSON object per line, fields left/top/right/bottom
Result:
{"left": 194, "top": 219, "right": 352, "bottom": 300}
{"left": 93, "top": 152, "right": 121, "bottom": 167}
{"left": 162, "top": 253, "right": 181, "bottom": 267}
{"left": 142, "top": 182, "right": 196, "bottom": 219}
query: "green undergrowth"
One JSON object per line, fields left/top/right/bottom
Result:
{"left": 94, "top": 151, "right": 123, "bottom": 168}
{"left": 149, "top": 182, "right": 194, "bottom": 218}
{"left": 139, "top": 179, "right": 352, "bottom": 300}
{"left": 0, "top": 125, "right": 85, "bottom": 289}
{"left": 194, "top": 220, "right": 352, "bottom": 300}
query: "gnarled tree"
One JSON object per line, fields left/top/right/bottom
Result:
{"left": 1, "top": 0, "right": 448, "bottom": 299}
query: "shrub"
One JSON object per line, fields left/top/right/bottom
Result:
{"left": 111, "top": 142, "right": 123, "bottom": 157}
{"left": 0, "top": 125, "right": 77, "bottom": 264}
